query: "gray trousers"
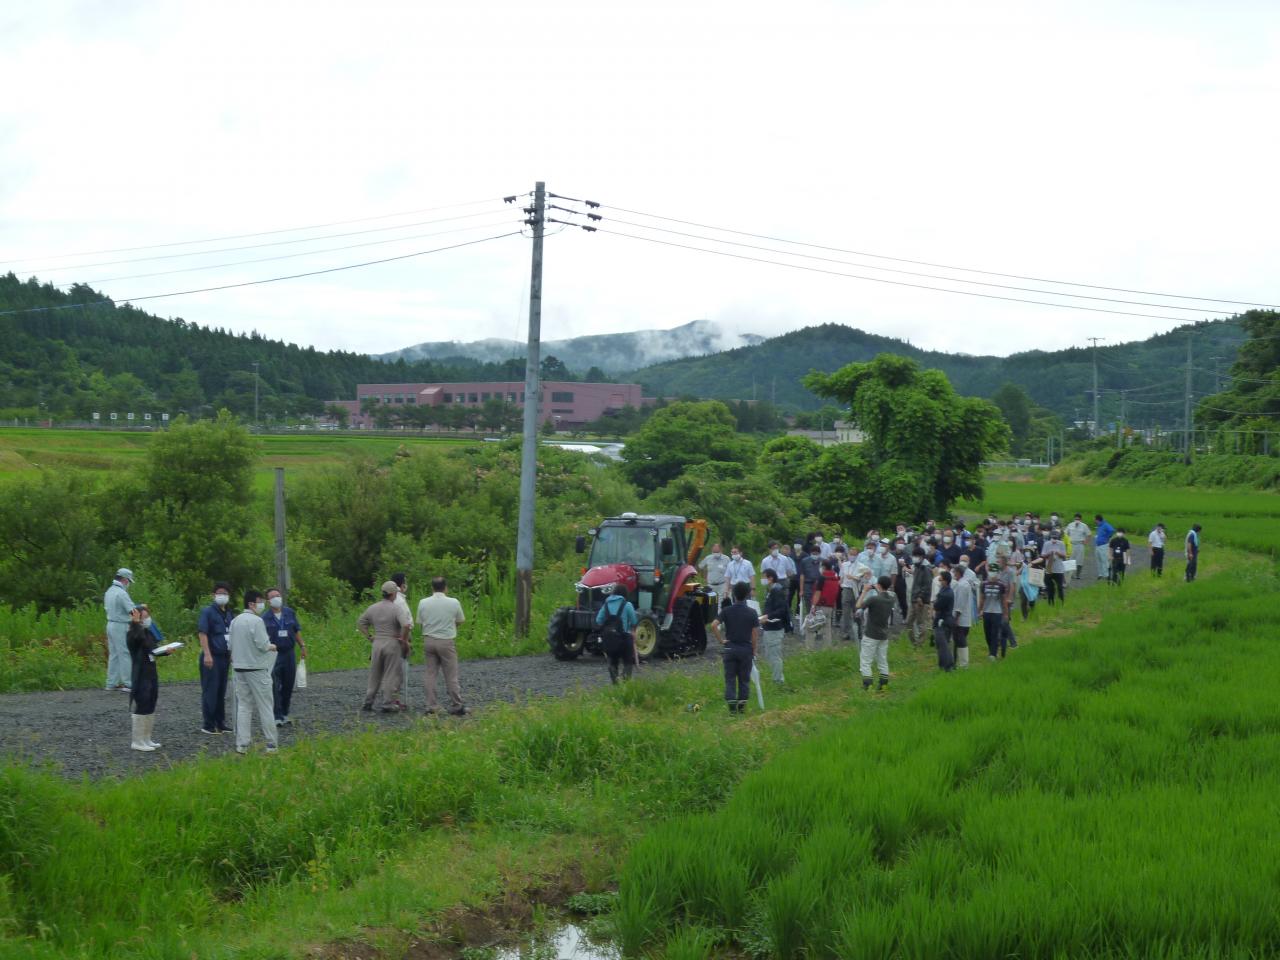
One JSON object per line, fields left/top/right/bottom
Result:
{"left": 760, "top": 629, "right": 785, "bottom": 682}
{"left": 423, "top": 636, "right": 463, "bottom": 712}
{"left": 1095, "top": 544, "right": 1111, "bottom": 579}
{"left": 859, "top": 632, "right": 890, "bottom": 680}
{"left": 233, "top": 669, "right": 277, "bottom": 750}
{"left": 1069, "top": 542, "right": 1086, "bottom": 579}
{"left": 364, "top": 640, "right": 405, "bottom": 708}
{"left": 105, "top": 621, "right": 132, "bottom": 689}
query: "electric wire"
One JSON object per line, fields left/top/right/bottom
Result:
{"left": 15, "top": 209, "right": 512, "bottom": 276}
{"left": 51, "top": 218, "right": 523, "bottom": 287}
{"left": 593, "top": 227, "right": 1233, "bottom": 325}
{"left": 596, "top": 202, "right": 1280, "bottom": 310}
{"left": 0, "top": 232, "right": 523, "bottom": 317}
{"left": 0, "top": 196, "right": 515, "bottom": 266}
{"left": 601, "top": 216, "right": 1232, "bottom": 316}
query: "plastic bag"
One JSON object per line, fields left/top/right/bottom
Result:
{"left": 295, "top": 658, "right": 308, "bottom": 690}
{"left": 750, "top": 661, "right": 765, "bottom": 710}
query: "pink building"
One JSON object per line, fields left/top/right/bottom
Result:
{"left": 331, "top": 380, "right": 651, "bottom": 429}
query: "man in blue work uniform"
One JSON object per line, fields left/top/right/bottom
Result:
{"left": 197, "top": 581, "right": 234, "bottom": 734}
{"left": 264, "top": 587, "right": 306, "bottom": 725}
{"left": 1093, "top": 514, "right": 1116, "bottom": 582}
{"left": 594, "top": 583, "right": 638, "bottom": 683}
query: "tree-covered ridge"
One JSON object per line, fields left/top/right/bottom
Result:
{"left": 1196, "top": 310, "right": 1280, "bottom": 445}
{"left": 632, "top": 319, "right": 1245, "bottom": 422}
{"left": 0, "top": 274, "right": 536, "bottom": 420}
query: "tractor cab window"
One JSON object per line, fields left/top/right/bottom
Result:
{"left": 590, "top": 526, "right": 657, "bottom": 569}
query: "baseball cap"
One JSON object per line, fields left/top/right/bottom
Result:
{"left": 381, "top": 580, "right": 399, "bottom": 595}
{"left": 116, "top": 567, "right": 134, "bottom": 581}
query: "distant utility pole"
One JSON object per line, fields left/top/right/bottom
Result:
{"left": 1117, "top": 390, "right": 1127, "bottom": 449}
{"left": 1209, "top": 355, "right": 1227, "bottom": 392}
{"left": 252, "top": 361, "right": 261, "bottom": 428}
{"left": 514, "top": 182, "right": 546, "bottom": 638}
{"left": 1087, "top": 337, "right": 1104, "bottom": 438}
{"left": 1183, "top": 333, "right": 1194, "bottom": 465}
{"left": 273, "top": 467, "right": 290, "bottom": 591}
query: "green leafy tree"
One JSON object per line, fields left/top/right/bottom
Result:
{"left": 643, "top": 460, "right": 799, "bottom": 552}
{"left": 324, "top": 403, "right": 350, "bottom": 428}
{"left": 137, "top": 411, "right": 264, "bottom": 601}
{"left": 804, "top": 354, "right": 1008, "bottom": 520}
{"left": 620, "top": 400, "right": 756, "bottom": 494}
{"left": 992, "top": 382, "right": 1033, "bottom": 449}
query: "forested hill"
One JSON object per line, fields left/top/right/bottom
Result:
{"left": 633, "top": 320, "right": 1247, "bottom": 424}
{"left": 0, "top": 274, "right": 534, "bottom": 420}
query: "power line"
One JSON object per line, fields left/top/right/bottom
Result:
{"left": 0, "top": 232, "right": 522, "bottom": 317}
{"left": 598, "top": 202, "right": 1280, "bottom": 310}
{"left": 1197, "top": 403, "right": 1280, "bottom": 417}
{"left": 50, "top": 218, "right": 523, "bottom": 287}
{"left": 0, "top": 196, "right": 514, "bottom": 266}
{"left": 13, "top": 209, "right": 511, "bottom": 276}
{"left": 593, "top": 227, "right": 1234, "bottom": 325}
{"left": 602, "top": 216, "right": 1232, "bottom": 316}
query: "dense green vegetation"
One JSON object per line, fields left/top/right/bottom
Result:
{"left": 0, "top": 274, "right": 554, "bottom": 421}
{"left": 1050, "top": 447, "right": 1280, "bottom": 490}
{"left": 617, "top": 553, "right": 1274, "bottom": 958}
{"left": 632, "top": 319, "right": 1244, "bottom": 421}
{"left": 1195, "top": 309, "right": 1280, "bottom": 445}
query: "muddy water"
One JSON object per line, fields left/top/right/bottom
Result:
{"left": 494, "top": 924, "right": 619, "bottom": 960}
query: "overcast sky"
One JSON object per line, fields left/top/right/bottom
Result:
{"left": 2, "top": 0, "right": 1277, "bottom": 361}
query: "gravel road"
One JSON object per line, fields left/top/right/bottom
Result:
{"left": 0, "top": 542, "right": 1146, "bottom": 781}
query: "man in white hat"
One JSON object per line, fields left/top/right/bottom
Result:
{"left": 103, "top": 568, "right": 136, "bottom": 691}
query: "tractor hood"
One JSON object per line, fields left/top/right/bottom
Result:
{"left": 578, "top": 563, "right": 638, "bottom": 593}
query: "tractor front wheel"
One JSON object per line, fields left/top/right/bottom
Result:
{"left": 547, "top": 608, "right": 586, "bottom": 661}
{"left": 633, "top": 612, "right": 661, "bottom": 659}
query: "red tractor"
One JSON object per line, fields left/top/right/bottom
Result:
{"left": 546, "top": 513, "right": 717, "bottom": 660}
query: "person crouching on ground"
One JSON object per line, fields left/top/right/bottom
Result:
{"left": 856, "top": 575, "right": 897, "bottom": 692}
{"left": 710, "top": 582, "right": 759, "bottom": 714}
{"left": 359, "top": 581, "right": 411, "bottom": 713}
{"left": 759, "top": 568, "right": 789, "bottom": 685}
{"left": 229, "top": 590, "right": 279, "bottom": 755}
{"left": 594, "top": 582, "right": 638, "bottom": 684}
{"left": 127, "top": 603, "right": 173, "bottom": 752}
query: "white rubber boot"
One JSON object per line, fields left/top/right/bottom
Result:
{"left": 144, "top": 714, "right": 162, "bottom": 749}
{"left": 957, "top": 647, "right": 970, "bottom": 669}
{"left": 131, "top": 715, "right": 155, "bottom": 752}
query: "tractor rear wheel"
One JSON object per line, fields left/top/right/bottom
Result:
{"left": 547, "top": 608, "right": 585, "bottom": 661}
{"left": 633, "top": 612, "right": 661, "bottom": 659}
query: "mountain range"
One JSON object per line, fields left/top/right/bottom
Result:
{"left": 378, "top": 319, "right": 765, "bottom": 374}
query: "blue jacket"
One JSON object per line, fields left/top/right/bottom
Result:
{"left": 1095, "top": 520, "right": 1116, "bottom": 546}
{"left": 197, "top": 604, "right": 233, "bottom": 655}
{"left": 263, "top": 606, "right": 302, "bottom": 654}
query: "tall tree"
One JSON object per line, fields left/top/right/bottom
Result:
{"left": 804, "top": 354, "right": 1008, "bottom": 520}
{"left": 620, "top": 400, "right": 756, "bottom": 494}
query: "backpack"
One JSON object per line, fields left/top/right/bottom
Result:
{"left": 599, "top": 598, "right": 631, "bottom": 655}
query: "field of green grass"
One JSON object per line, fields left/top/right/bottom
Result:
{"left": 616, "top": 549, "right": 1277, "bottom": 958}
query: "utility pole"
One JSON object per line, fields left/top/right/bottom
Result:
{"left": 252, "top": 361, "right": 261, "bottom": 429}
{"left": 1183, "top": 333, "right": 1193, "bottom": 465}
{"left": 1209, "top": 356, "right": 1227, "bottom": 392}
{"left": 1117, "top": 390, "right": 1126, "bottom": 449}
{"left": 1087, "top": 337, "right": 1104, "bottom": 438}
{"left": 514, "top": 182, "right": 545, "bottom": 638}
{"left": 273, "top": 467, "right": 290, "bottom": 591}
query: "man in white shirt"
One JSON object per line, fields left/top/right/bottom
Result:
{"left": 1064, "top": 514, "right": 1090, "bottom": 581}
{"left": 1148, "top": 524, "right": 1167, "bottom": 577}
{"left": 417, "top": 576, "right": 467, "bottom": 715}
{"left": 390, "top": 573, "right": 414, "bottom": 707}
{"left": 839, "top": 549, "right": 862, "bottom": 640}
{"left": 760, "top": 541, "right": 795, "bottom": 600}
{"left": 725, "top": 547, "right": 755, "bottom": 597}
{"left": 699, "top": 543, "right": 731, "bottom": 599}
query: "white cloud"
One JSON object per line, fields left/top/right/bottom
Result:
{"left": 2, "top": 0, "right": 1277, "bottom": 358}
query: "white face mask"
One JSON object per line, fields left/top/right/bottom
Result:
{"left": 731, "top": 552, "right": 741, "bottom": 560}
{"left": 142, "top": 617, "right": 152, "bottom": 628}
{"left": 269, "top": 597, "right": 283, "bottom": 610}
{"left": 943, "top": 537, "right": 953, "bottom": 545}
{"left": 877, "top": 546, "right": 887, "bottom": 555}
{"left": 254, "top": 601, "right": 266, "bottom": 614}
{"left": 770, "top": 549, "right": 779, "bottom": 557}
{"left": 959, "top": 560, "right": 969, "bottom": 568}
{"left": 213, "top": 593, "right": 229, "bottom": 606}
{"left": 815, "top": 537, "right": 823, "bottom": 545}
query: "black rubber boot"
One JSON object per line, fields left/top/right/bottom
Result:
{"left": 877, "top": 676, "right": 889, "bottom": 692}
{"left": 862, "top": 677, "right": 873, "bottom": 691}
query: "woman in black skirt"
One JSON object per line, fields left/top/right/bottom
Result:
{"left": 127, "top": 604, "right": 172, "bottom": 752}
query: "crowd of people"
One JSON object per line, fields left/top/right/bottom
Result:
{"left": 100, "top": 513, "right": 1205, "bottom": 743}
{"left": 102, "top": 570, "right": 468, "bottom": 755}
{"left": 695, "top": 513, "right": 1204, "bottom": 713}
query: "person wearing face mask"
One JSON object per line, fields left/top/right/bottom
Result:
{"left": 941, "top": 532, "right": 962, "bottom": 566}
{"left": 813, "top": 532, "right": 833, "bottom": 560}
{"left": 229, "top": 589, "right": 279, "bottom": 755}
{"left": 725, "top": 547, "right": 755, "bottom": 597}
{"left": 950, "top": 560, "right": 975, "bottom": 669}
{"left": 760, "top": 541, "right": 793, "bottom": 598}
{"left": 389, "top": 573, "right": 414, "bottom": 708}
{"left": 197, "top": 581, "right": 235, "bottom": 735}
{"left": 264, "top": 588, "right": 305, "bottom": 726}
{"left": 126, "top": 603, "right": 174, "bottom": 752}
{"left": 892, "top": 540, "right": 909, "bottom": 618}
{"left": 699, "top": 543, "right": 731, "bottom": 600}
{"left": 905, "top": 546, "right": 933, "bottom": 647}
{"left": 103, "top": 568, "right": 136, "bottom": 692}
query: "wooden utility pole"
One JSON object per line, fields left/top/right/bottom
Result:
{"left": 514, "top": 182, "right": 545, "bottom": 637}
{"left": 1087, "top": 337, "right": 1103, "bottom": 437}
{"left": 273, "top": 467, "right": 290, "bottom": 591}
{"left": 1183, "top": 333, "right": 1193, "bottom": 465}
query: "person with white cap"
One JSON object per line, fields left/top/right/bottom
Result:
{"left": 103, "top": 568, "right": 136, "bottom": 691}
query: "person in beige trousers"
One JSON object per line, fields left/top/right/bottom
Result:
{"left": 359, "top": 581, "right": 411, "bottom": 712}
{"left": 416, "top": 576, "right": 467, "bottom": 716}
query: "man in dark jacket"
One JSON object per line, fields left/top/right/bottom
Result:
{"left": 759, "top": 569, "right": 790, "bottom": 684}
{"left": 904, "top": 547, "right": 932, "bottom": 647}
{"left": 264, "top": 588, "right": 306, "bottom": 725}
